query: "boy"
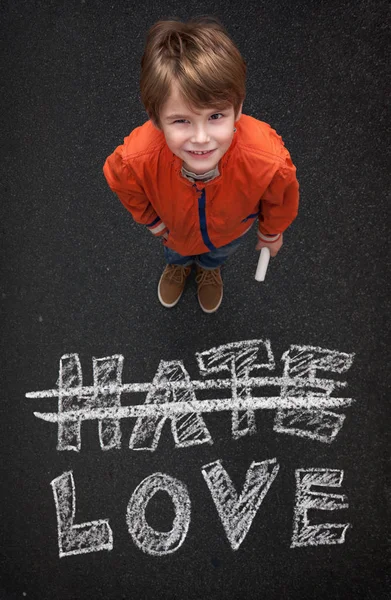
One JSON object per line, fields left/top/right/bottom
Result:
{"left": 103, "top": 16, "right": 299, "bottom": 313}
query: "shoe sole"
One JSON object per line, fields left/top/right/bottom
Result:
{"left": 157, "top": 273, "right": 185, "bottom": 308}
{"left": 198, "top": 289, "right": 223, "bottom": 313}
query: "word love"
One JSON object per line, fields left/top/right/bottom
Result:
{"left": 27, "top": 340, "right": 355, "bottom": 449}
{"left": 51, "top": 460, "right": 349, "bottom": 558}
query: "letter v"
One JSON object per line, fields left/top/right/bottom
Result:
{"left": 201, "top": 458, "right": 279, "bottom": 550}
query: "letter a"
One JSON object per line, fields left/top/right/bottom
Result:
{"left": 129, "top": 360, "right": 212, "bottom": 451}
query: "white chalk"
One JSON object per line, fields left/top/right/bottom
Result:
{"left": 255, "top": 247, "right": 270, "bottom": 281}
{"left": 202, "top": 458, "right": 279, "bottom": 550}
{"left": 51, "top": 471, "right": 113, "bottom": 557}
{"left": 291, "top": 468, "right": 350, "bottom": 547}
{"left": 126, "top": 473, "right": 191, "bottom": 556}
{"left": 26, "top": 342, "right": 355, "bottom": 451}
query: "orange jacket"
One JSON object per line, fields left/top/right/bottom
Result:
{"left": 103, "top": 115, "right": 299, "bottom": 255}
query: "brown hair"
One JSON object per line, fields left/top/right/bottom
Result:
{"left": 140, "top": 16, "right": 247, "bottom": 130}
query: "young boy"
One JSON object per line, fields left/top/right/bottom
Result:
{"left": 103, "top": 16, "right": 299, "bottom": 313}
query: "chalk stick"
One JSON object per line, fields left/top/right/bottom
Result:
{"left": 255, "top": 247, "right": 270, "bottom": 282}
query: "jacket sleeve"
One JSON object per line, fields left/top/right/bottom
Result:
{"left": 103, "top": 146, "right": 168, "bottom": 237}
{"left": 257, "top": 154, "right": 299, "bottom": 243}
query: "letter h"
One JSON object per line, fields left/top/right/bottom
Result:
{"left": 57, "top": 353, "right": 123, "bottom": 451}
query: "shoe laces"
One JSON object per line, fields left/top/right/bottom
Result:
{"left": 163, "top": 265, "right": 191, "bottom": 284}
{"left": 195, "top": 268, "right": 222, "bottom": 289}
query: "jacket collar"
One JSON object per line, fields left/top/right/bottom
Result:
{"left": 181, "top": 163, "right": 219, "bottom": 183}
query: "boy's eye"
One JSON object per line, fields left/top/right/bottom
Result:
{"left": 173, "top": 113, "right": 224, "bottom": 124}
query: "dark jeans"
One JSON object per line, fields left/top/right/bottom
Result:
{"left": 163, "top": 235, "right": 244, "bottom": 270}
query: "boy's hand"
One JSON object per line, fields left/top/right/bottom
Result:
{"left": 255, "top": 233, "right": 283, "bottom": 257}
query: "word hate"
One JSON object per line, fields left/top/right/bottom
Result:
{"left": 26, "top": 340, "right": 355, "bottom": 450}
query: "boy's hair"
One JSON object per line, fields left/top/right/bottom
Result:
{"left": 140, "top": 16, "right": 247, "bottom": 130}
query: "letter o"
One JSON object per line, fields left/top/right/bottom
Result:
{"left": 126, "top": 472, "right": 191, "bottom": 556}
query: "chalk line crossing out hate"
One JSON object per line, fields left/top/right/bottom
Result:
{"left": 26, "top": 340, "right": 355, "bottom": 449}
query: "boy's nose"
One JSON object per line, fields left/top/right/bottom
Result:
{"left": 190, "top": 129, "right": 210, "bottom": 142}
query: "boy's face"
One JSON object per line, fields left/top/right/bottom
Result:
{"left": 153, "top": 81, "right": 242, "bottom": 174}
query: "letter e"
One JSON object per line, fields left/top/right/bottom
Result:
{"left": 291, "top": 468, "right": 349, "bottom": 548}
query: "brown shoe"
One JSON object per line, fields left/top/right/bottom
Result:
{"left": 195, "top": 266, "right": 223, "bottom": 313}
{"left": 158, "top": 264, "right": 192, "bottom": 307}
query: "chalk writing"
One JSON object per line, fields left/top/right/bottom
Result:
{"left": 196, "top": 340, "right": 276, "bottom": 440}
{"left": 26, "top": 340, "right": 355, "bottom": 451}
{"left": 28, "top": 340, "right": 355, "bottom": 558}
{"left": 51, "top": 471, "right": 113, "bottom": 558}
{"left": 50, "top": 462, "right": 350, "bottom": 558}
{"left": 126, "top": 473, "right": 191, "bottom": 556}
{"left": 129, "top": 360, "right": 212, "bottom": 452}
{"left": 291, "top": 468, "right": 349, "bottom": 547}
{"left": 201, "top": 458, "right": 280, "bottom": 550}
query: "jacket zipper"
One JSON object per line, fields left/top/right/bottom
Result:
{"left": 195, "top": 185, "right": 216, "bottom": 251}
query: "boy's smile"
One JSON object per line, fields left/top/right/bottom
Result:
{"left": 184, "top": 148, "right": 218, "bottom": 167}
